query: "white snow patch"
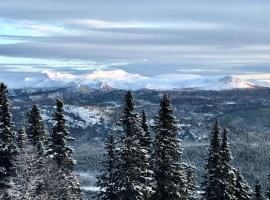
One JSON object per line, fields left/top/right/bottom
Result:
{"left": 224, "top": 101, "right": 236, "bottom": 105}
{"left": 40, "top": 105, "right": 110, "bottom": 129}
{"left": 81, "top": 186, "right": 100, "bottom": 192}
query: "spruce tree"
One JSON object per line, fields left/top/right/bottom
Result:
{"left": 183, "top": 166, "right": 197, "bottom": 200}
{"left": 254, "top": 181, "right": 263, "bottom": 200}
{"left": 116, "top": 91, "right": 152, "bottom": 200}
{"left": 202, "top": 120, "right": 223, "bottom": 200}
{"left": 48, "top": 98, "right": 74, "bottom": 171}
{"left": 96, "top": 134, "right": 118, "bottom": 200}
{"left": 17, "top": 126, "right": 27, "bottom": 150}
{"left": 220, "top": 128, "right": 235, "bottom": 200}
{"left": 26, "top": 104, "right": 47, "bottom": 155}
{"left": 139, "top": 110, "right": 153, "bottom": 195}
{"left": 13, "top": 143, "right": 45, "bottom": 200}
{"left": 141, "top": 110, "right": 151, "bottom": 154}
{"left": 152, "top": 94, "right": 185, "bottom": 200}
{"left": 47, "top": 98, "right": 82, "bottom": 199}
{"left": 0, "top": 82, "right": 18, "bottom": 199}
{"left": 234, "top": 169, "right": 252, "bottom": 200}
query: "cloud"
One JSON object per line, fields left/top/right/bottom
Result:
{"left": 0, "top": 0, "right": 270, "bottom": 76}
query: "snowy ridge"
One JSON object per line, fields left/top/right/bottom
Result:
{"left": 2, "top": 69, "right": 270, "bottom": 90}
{"left": 41, "top": 105, "right": 110, "bottom": 129}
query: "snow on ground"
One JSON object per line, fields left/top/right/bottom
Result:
{"left": 65, "top": 105, "right": 110, "bottom": 128}
{"left": 224, "top": 101, "right": 236, "bottom": 105}
{"left": 81, "top": 186, "right": 100, "bottom": 192}
{"left": 40, "top": 105, "right": 111, "bottom": 129}
{"left": 77, "top": 171, "right": 100, "bottom": 193}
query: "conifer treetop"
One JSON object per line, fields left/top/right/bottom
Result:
{"left": 124, "top": 91, "right": 134, "bottom": 114}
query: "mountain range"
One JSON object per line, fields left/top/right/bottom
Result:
{"left": 1, "top": 69, "right": 270, "bottom": 90}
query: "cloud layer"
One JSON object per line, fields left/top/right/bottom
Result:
{"left": 0, "top": 1, "right": 270, "bottom": 76}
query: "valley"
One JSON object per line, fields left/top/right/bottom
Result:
{"left": 7, "top": 86, "right": 270, "bottom": 196}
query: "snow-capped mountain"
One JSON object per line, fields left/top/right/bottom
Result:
{"left": 218, "top": 76, "right": 252, "bottom": 88}
{"left": 202, "top": 75, "right": 255, "bottom": 90}
{"left": 1, "top": 69, "right": 270, "bottom": 91}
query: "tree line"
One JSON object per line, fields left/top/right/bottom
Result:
{"left": 0, "top": 83, "right": 82, "bottom": 200}
{"left": 96, "top": 91, "right": 270, "bottom": 200}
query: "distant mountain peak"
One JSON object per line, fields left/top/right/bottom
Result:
{"left": 99, "top": 82, "right": 114, "bottom": 91}
{"left": 218, "top": 75, "right": 254, "bottom": 89}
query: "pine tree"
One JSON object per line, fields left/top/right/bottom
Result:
{"left": 139, "top": 110, "right": 153, "bottom": 195}
{"left": 183, "top": 166, "right": 197, "bottom": 200}
{"left": 12, "top": 144, "right": 44, "bottom": 200}
{"left": 152, "top": 94, "right": 185, "bottom": 200}
{"left": 234, "top": 169, "right": 252, "bottom": 200}
{"left": 26, "top": 104, "right": 47, "bottom": 155}
{"left": 0, "top": 82, "right": 18, "bottom": 199}
{"left": 254, "top": 181, "right": 263, "bottom": 200}
{"left": 96, "top": 134, "right": 118, "bottom": 200}
{"left": 266, "top": 174, "right": 270, "bottom": 200}
{"left": 47, "top": 98, "right": 82, "bottom": 200}
{"left": 202, "top": 120, "right": 223, "bottom": 200}
{"left": 116, "top": 91, "right": 152, "bottom": 200}
{"left": 220, "top": 128, "right": 235, "bottom": 200}
{"left": 17, "top": 126, "right": 27, "bottom": 150}
{"left": 141, "top": 110, "right": 151, "bottom": 154}
{"left": 48, "top": 98, "right": 74, "bottom": 171}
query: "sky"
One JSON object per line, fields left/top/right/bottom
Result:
{"left": 1, "top": 0, "right": 270, "bottom": 79}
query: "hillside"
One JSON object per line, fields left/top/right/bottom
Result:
{"left": 7, "top": 87, "right": 270, "bottom": 196}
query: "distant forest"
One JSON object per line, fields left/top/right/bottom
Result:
{"left": 0, "top": 82, "right": 269, "bottom": 200}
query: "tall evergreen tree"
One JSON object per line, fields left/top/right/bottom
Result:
{"left": 141, "top": 110, "right": 151, "bottom": 154}
{"left": 26, "top": 104, "right": 47, "bottom": 155}
{"left": 96, "top": 134, "right": 118, "bottom": 200}
{"left": 152, "top": 94, "right": 185, "bottom": 200}
{"left": 202, "top": 120, "right": 223, "bottom": 200}
{"left": 47, "top": 98, "right": 81, "bottom": 199}
{"left": 0, "top": 82, "right": 18, "bottom": 199}
{"left": 220, "top": 128, "right": 235, "bottom": 200}
{"left": 234, "top": 169, "right": 252, "bottom": 200}
{"left": 116, "top": 91, "right": 152, "bottom": 200}
{"left": 254, "top": 181, "right": 263, "bottom": 200}
{"left": 48, "top": 98, "right": 74, "bottom": 171}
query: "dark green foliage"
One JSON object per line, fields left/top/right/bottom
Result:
{"left": 48, "top": 98, "right": 74, "bottom": 171}
{"left": 254, "top": 181, "right": 263, "bottom": 200}
{"left": 152, "top": 94, "right": 185, "bottom": 200}
{"left": 0, "top": 83, "right": 18, "bottom": 198}
{"left": 0, "top": 84, "right": 83, "bottom": 199}
{"left": 202, "top": 120, "right": 223, "bottom": 200}
{"left": 47, "top": 98, "right": 82, "bottom": 199}
{"left": 124, "top": 91, "right": 134, "bottom": 113}
{"left": 96, "top": 134, "right": 118, "bottom": 200}
{"left": 116, "top": 91, "right": 152, "bottom": 200}
{"left": 141, "top": 110, "right": 151, "bottom": 153}
{"left": 26, "top": 104, "right": 47, "bottom": 155}
{"left": 203, "top": 121, "right": 253, "bottom": 200}
{"left": 234, "top": 169, "right": 252, "bottom": 200}
{"left": 220, "top": 128, "right": 235, "bottom": 200}
{"left": 183, "top": 166, "right": 197, "bottom": 200}
{"left": 17, "top": 126, "right": 27, "bottom": 150}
